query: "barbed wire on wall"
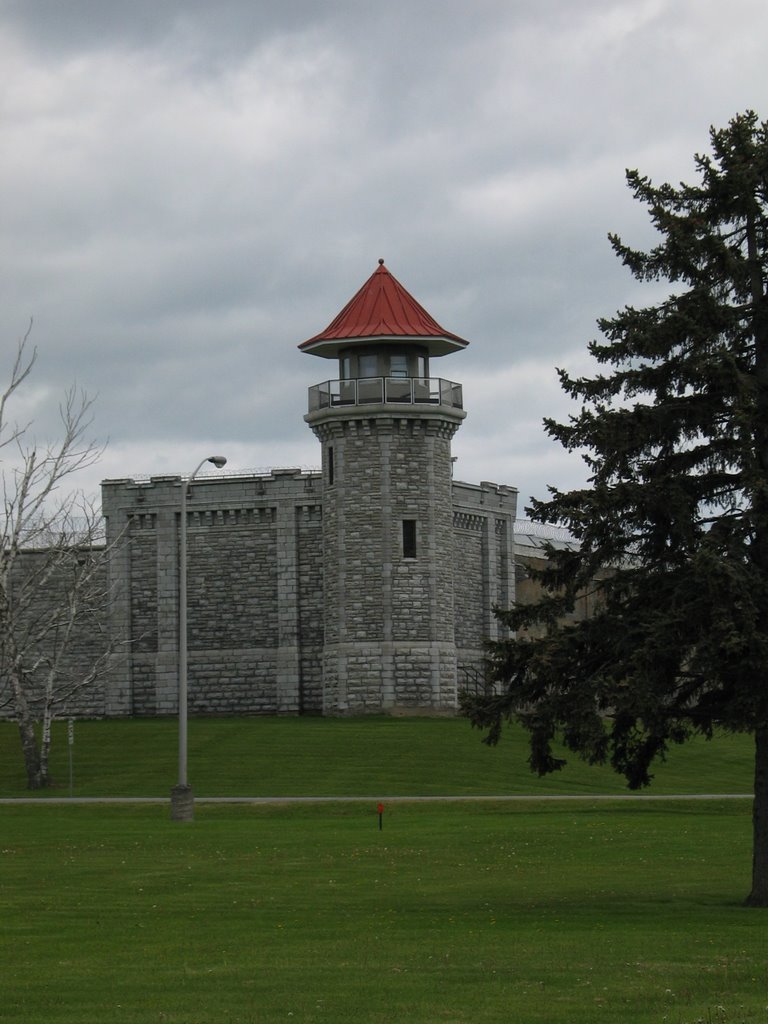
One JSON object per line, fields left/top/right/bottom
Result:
{"left": 513, "top": 519, "right": 575, "bottom": 543}
{"left": 112, "top": 465, "right": 323, "bottom": 483}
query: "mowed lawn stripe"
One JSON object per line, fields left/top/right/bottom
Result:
{"left": 0, "top": 800, "right": 765, "bottom": 1023}
{"left": 0, "top": 716, "right": 756, "bottom": 798}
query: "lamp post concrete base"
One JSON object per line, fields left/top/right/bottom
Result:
{"left": 170, "top": 783, "right": 194, "bottom": 822}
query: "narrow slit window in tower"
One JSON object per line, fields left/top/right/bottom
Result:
{"left": 328, "top": 446, "right": 334, "bottom": 486}
{"left": 402, "top": 519, "right": 417, "bottom": 559}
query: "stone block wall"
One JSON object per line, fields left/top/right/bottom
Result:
{"left": 0, "top": 548, "right": 110, "bottom": 719}
{"left": 296, "top": 504, "right": 324, "bottom": 712}
{"left": 101, "top": 470, "right": 323, "bottom": 717}
{"left": 1, "top": 467, "right": 519, "bottom": 720}
{"left": 452, "top": 481, "right": 518, "bottom": 692}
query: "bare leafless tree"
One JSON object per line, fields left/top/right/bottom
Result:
{"left": 0, "top": 325, "right": 116, "bottom": 788}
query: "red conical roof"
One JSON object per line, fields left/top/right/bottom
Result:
{"left": 299, "top": 260, "right": 469, "bottom": 359}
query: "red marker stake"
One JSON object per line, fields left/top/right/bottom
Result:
{"left": 377, "top": 802, "right": 384, "bottom": 831}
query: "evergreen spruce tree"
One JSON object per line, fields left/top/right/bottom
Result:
{"left": 462, "top": 111, "right": 768, "bottom": 906}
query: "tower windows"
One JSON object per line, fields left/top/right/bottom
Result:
{"left": 402, "top": 519, "right": 417, "bottom": 559}
{"left": 337, "top": 347, "right": 431, "bottom": 380}
{"left": 389, "top": 353, "right": 408, "bottom": 378}
{"left": 328, "top": 446, "right": 334, "bottom": 486}
{"left": 358, "top": 353, "right": 377, "bottom": 378}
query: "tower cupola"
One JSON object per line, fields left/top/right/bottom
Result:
{"left": 301, "top": 259, "right": 468, "bottom": 415}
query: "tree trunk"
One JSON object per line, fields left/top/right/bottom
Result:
{"left": 17, "top": 717, "right": 47, "bottom": 790}
{"left": 9, "top": 663, "right": 51, "bottom": 790}
{"left": 39, "top": 705, "right": 53, "bottom": 789}
{"left": 746, "top": 725, "right": 768, "bottom": 907}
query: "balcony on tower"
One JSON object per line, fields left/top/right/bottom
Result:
{"left": 308, "top": 375, "right": 463, "bottom": 412}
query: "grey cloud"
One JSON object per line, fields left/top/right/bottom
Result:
{"left": 0, "top": 0, "right": 766, "bottom": 509}
{"left": 2, "top": 0, "right": 328, "bottom": 58}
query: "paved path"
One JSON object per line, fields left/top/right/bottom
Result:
{"left": 0, "top": 793, "right": 753, "bottom": 805}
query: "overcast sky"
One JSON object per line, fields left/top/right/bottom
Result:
{"left": 1, "top": 0, "right": 766, "bottom": 513}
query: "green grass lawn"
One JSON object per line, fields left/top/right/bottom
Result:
{"left": 1, "top": 719, "right": 763, "bottom": 1022}
{"left": 1, "top": 799, "right": 766, "bottom": 1024}
{"left": 0, "top": 716, "right": 756, "bottom": 798}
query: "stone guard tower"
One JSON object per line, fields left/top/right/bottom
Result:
{"left": 301, "top": 260, "right": 468, "bottom": 713}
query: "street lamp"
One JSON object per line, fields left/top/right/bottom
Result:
{"left": 170, "top": 454, "right": 227, "bottom": 822}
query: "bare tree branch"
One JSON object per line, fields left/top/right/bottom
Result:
{"left": 0, "top": 327, "right": 116, "bottom": 789}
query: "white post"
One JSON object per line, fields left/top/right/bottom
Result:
{"left": 178, "top": 471, "right": 191, "bottom": 788}
{"left": 171, "top": 455, "right": 226, "bottom": 821}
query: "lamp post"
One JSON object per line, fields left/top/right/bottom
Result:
{"left": 170, "top": 454, "right": 227, "bottom": 822}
